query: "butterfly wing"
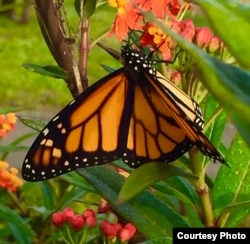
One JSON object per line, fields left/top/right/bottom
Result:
{"left": 155, "top": 71, "right": 204, "bottom": 130}
{"left": 23, "top": 45, "right": 225, "bottom": 181}
{"left": 122, "top": 70, "right": 194, "bottom": 167}
{"left": 22, "top": 69, "right": 131, "bottom": 181}
{"left": 145, "top": 71, "right": 225, "bottom": 164}
{"left": 121, "top": 45, "right": 224, "bottom": 164}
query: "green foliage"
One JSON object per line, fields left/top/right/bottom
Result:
{"left": 0, "top": 0, "right": 117, "bottom": 109}
{"left": 79, "top": 166, "right": 190, "bottom": 239}
{"left": 213, "top": 134, "right": 250, "bottom": 227}
{"left": 195, "top": 0, "right": 250, "bottom": 67}
{"left": 118, "top": 163, "right": 198, "bottom": 203}
{"left": 22, "top": 64, "right": 67, "bottom": 79}
{"left": 75, "top": 0, "right": 97, "bottom": 20}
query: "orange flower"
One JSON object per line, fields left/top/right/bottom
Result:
{"left": 138, "top": 0, "right": 182, "bottom": 18}
{"left": 108, "top": 0, "right": 190, "bottom": 41}
{"left": 108, "top": 0, "right": 142, "bottom": 40}
{"left": 0, "top": 160, "right": 23, "bottom": 192}
{"left": 176, "top": 19, "right": 195, "bottom": 42}
{"left": 140, "top": 23, "right": 173, "bottom": 60}
{"left": 167, "top": 0, "right": 184, "bottom": 17}
{"left": 0, "top": 113, "right": 17, "bottom": 138}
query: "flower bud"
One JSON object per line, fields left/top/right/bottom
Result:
{"left": 83, "top": 209, "right": 95, "bottom": 219}
{"left": 100, "top": 220, "right": 118, "bottom": 240}
{"left": 52, "top": 212, "right": 65, "bottom": 228}
{"left": 85, "top": 215, "right": 97, "bottom": 228}
{"left": 118, "top": 223, "right": 136, "bottom": 242}
{"left": 98, "top": 199, "right": 111, "bottom": 213}
{"left": 180, "top": 20, "right": 195, "bottom": 42}
{"left": 62, "top": 207, "right": 75, "bottom": 221}
{"left": 69, "top": 215, "right": 85, "bottom": 231}
{"left": 195, "top": 27, "right": 212, "bottom": 48}
{"left": 208, "top": 36, "right": 222, "bottom": 53}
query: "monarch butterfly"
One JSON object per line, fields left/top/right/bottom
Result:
{"left": 22, "top": 44, "right": 225, "bottom": 181}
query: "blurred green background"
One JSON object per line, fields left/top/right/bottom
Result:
{"left": 0, "top": 1, "right": 121, "bottom": 113}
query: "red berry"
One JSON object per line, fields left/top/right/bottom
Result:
{"left": 119, "top": 228, "right": 131, "bottom": 242}
{"left": 83, "top": 209, "right": 95, "bottom": 219}
{"left": 85, "top": 215, "right": 97, "bottom": 228}
{"left": 62, "top": 207, "right": 75, "bottom": 221}
{"left": 115, "top": 222, "right": 122, "bottom": 231}
{"left": 52, "top": 212, "right": 65, "bottom": 227}
{"left": 69, "top": 215, "right": 85, "bottom": 231}
{"left": 100, "top": 220, "right": 117, "bottom": 239}
{"left": 119, "top": 223, "right": 136, "bottom": 242}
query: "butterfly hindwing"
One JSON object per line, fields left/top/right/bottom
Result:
{"left": 122, "top": 71, "right": 193, "bottom": 168}
{"left": 145, "top": 71, "right": 225, "bottom": 164}
{"left": 155, "top": 71, "right": 204, "bottom": 130}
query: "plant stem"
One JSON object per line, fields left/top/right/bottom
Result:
{"left": 189, "top": 147, "right": 215, "bottom": 227}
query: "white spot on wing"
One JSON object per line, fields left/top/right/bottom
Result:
{"left": 43, "top": 128, "right": 49, "bottom": 136}
{"left": 53, "top": 115, "right": 59, "bottom": 121}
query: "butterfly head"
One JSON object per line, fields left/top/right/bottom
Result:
{"left": 121, "top": 45, "right": 157, "bottom": 76}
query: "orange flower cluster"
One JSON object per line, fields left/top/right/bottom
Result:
{"left": 0, "top": 113, "right": 16, "bottom": 138}
{"left": 0, "top": 160, "right": 23, "bottom": 192}
{"left": 108, "top": 0, "right": 222, "bottom": 60}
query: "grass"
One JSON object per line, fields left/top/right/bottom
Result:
{"left": 0, "top": 2, "right": 121, "bottom": 113}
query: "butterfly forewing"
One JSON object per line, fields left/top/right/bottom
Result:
{"left": 22, "top": 69, "right": 129, "bottom": 181}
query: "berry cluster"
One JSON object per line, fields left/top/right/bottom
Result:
{"left": 52, "top": 206, "right": 136, "bottom": 243}
{"left": 52, "top": 208, "right": 97, "bottom": 230}
{"left": 100, "top": 220, "right": 136, "bottom": 242}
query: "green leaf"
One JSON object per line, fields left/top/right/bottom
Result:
{"left": 118, "top": 163, "right": 198, "bottom": 203}
{"left": 59, "top": 172, "right": 97, "bottom": 193}
{"left": 0, "top": 205, "right": 34, "bottom": 239}
{"left": 75, "top": 0, "right": 97, "bottom": 20}
{"left": 184, "top": 203, "right": 203, "bottom": 227}
{"left": 202, "top": 94, "right": 227, "bottom": 164}
{"left": 162, "top": 177, "right": 200, "bottom": 207}
{"left": 38, "top": 181, "right": 55, "bottom": 211}
{"left": 8, "top": 222, "right": 31, "bottom": 244}
{"left": 100, "top": 64, "right": 116, "bottom": 73}
{"left": 22, "top": 63, "right": 67, "bottom": 79}
{"left": 217, "top": 200, "right": 250, "bottom": 227}
{"left": 194, "top": 0, "right": 250, "bottom": 67}
{"left": 203, "top": 94, "right": 226, "bottom": 145}
{"left": 19, "top": 116, "right": 46, "bottom": 132}
{"left": 0, "top": 145, "right": 28, "bottom": 153}
{"left": 143, "top": 12, "right": 250, "bottom": 146}
{"left": 212, "top": 134, "right": 250, "bottom": 227}
{"left": 78, "top": 166, "right": 190, "bottom": 239}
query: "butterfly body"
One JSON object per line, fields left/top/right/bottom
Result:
{"left": 22, "top": 44, "right": 224, "bottom": 181}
